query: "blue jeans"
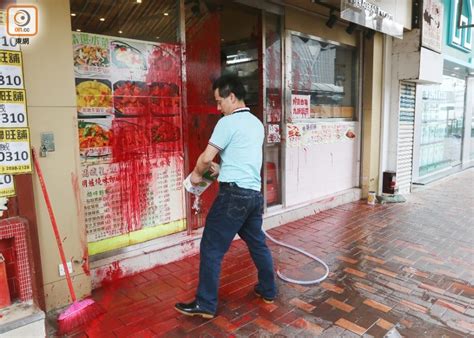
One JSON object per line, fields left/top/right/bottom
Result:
{"left": 196, "top": 183, "right": 276, "bottom": 313}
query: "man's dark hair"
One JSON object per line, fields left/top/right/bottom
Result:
{"left": 212, "top": 74, "right": 246, "bottom": 101}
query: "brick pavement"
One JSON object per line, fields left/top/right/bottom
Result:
{"left": 56, "top": 169, "right": 474, "bottom": 337}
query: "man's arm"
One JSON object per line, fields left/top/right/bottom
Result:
{"left": 191, "top": 144, "right": 220, "bottom": 184}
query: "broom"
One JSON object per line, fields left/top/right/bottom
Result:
{"left": 32, "top": 148, "right": 104, "bottom": 334}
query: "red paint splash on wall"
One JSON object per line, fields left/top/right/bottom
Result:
{"left": 97, "top": 261, "right": 124, "bottom": 286}
{"left": 108, "top": 44, "right": 183, "bottom": 234}
{"left": 185, "top": 11, "right": 221, "bottom": 229}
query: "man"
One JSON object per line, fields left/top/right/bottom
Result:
{"left": 175, "top": 74, "right": 276, "bottom": 319}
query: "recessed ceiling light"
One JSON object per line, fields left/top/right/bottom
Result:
{"left": 156, "top": 36, "right": 160, "bottom": 39}
{"left": 99, "top": 17, "right": 105, "bottom": 21}
{"left": 454, "top": 67, "right": 460, "bottom": 70}
{"left": 76, "top": 29, "right": 81, "bottom": 32}
{"left": 451, "top": 73, "right": 456, "bottom": 76}
{"left": 71, "top": 13, "right": 76, "bottom": 17}
{"left": 118, "top": 30, "right": 123, "bottom": 34}
{"left": 164, "top": 12, "right": 169, "bottom": 16}
{"left": 137, "top": 0, "right": 142, "bottom": 3}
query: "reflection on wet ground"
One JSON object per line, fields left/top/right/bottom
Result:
{"left": 62, "top": 169, "right": 473, "bottom": 337}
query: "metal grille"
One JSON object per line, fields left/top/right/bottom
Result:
{"left": 397, "top": 82, "right": 416, "bottom": 194}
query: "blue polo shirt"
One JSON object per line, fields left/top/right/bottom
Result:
{"left": 209, "top": 108, "right": 263, "bottom": 191}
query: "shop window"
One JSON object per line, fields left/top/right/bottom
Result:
{"left": 290, "top": 34, "right": 356, "bottom": 120}
{"left": 419, "top": 75, "right": 465, "bottom": 176}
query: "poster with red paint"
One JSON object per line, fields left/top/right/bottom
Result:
{"left": 82, "top": 156, "right": 185, "bottom": 242}
{"left": 76, "top": 79, "right": 114, "bottom": 117}
{"left": 110, "top": 39, "right": 148, "bottom": 82}
{"left": 73, "top": 32, "right": 186, "bottom": 247}
{"left": 267, "top": 124, "right": 281, "bottom": 144}
{"left": 73, "top": 32, "right": 111, "bottom": 78}
{"left": 78, "top": 118, "right": 113, "bottom": 163}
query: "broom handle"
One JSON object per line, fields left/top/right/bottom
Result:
{"left": 32, "top": 148, "right": 77, "bottom": 302}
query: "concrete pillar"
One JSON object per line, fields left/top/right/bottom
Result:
{"left": 19, "top": 0, "right": 90, "bottom": 311}
{"left": 361, "top": 33, "right": 383, "bottom": 197}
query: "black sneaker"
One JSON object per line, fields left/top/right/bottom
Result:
{"left": 174, "top": 301, "right": 215, "bottom": 319}
{"left": 254, "top": 286, "right": 275, "bottom": 304}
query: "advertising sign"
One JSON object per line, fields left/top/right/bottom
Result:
{"left": 0, "top": 127, "right": 31, "bottom": 174}
{"left": 422, "top": 0, "right": 443, "bottom": 53}
{"left": 287, "top": 122, "right": 357, "bottom": 148}
{"left": 0, "top": 174, "right": 14, "bottom": 197}
{"left": 0, "top": 89, "right": 27, "bottom": 128}
{"left": 291, "top": 94, "right": 310, "bottom": 119}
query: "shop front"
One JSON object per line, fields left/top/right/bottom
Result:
{"left": 78, "top": 0, "right": 366, "bottom": 289}
{"left": 412, "top": 0, "right": 473, "bottom": 183}
{"left": 0, "top": 0, "right": 411, "bottom": 316}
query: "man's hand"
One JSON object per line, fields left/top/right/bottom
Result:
{"left": 190, "top": 171, "right": 202, "bottom": 186}
{"left": 209, "top": 162, "right": 220, "bottom": 177}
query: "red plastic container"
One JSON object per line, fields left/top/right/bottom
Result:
{"left": 0, "top": 253, "right": 11, "bottom": 308}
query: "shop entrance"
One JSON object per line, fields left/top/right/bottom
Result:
{"left": 184, "top": 1, "right": 277, "bottom": 229}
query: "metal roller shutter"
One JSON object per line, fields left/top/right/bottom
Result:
{"left": 397, "top": 82, "right": 416, "bottom": 194}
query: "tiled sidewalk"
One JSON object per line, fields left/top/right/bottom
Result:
{"left": 63, "top": 169, "right": 473, "bottom": 337}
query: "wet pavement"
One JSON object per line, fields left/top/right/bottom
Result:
{"left": 59, "top": 169, "right": 473, "bottom": 337}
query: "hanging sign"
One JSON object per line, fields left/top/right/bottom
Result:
{"left": 0, "top": 127, "right": 31, "bottom": 174}
{"left": 0, "top": 174, "right": 14, "bottom": 197}
{"left": 421, "top": 0, "right": 443, "bottom": 53}
{"left": 291, "top": 94, "right": 310, "bottom": 119}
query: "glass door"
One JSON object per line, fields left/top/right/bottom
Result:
{"left": 264, "top": 13, "right": 283, "bottom": 208}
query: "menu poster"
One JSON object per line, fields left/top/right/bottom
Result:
{"left": 78, "top": 117, "right": 113, "bottom": 164}
{"left": 73, "top": 32, "right": 183, "bottom": 161}
{"left": 73, "top": 32, "right": 185, "bottom": 244}
{"left": 82, "top": 156, "right": 184, "bottom": 242}
{"left": 73, "top": 32, "right": 110, "bottom": 78}
{"left": 110, "top": 39, "right": 148, "bottom": 82}
{"left": 0, "top": 174, "right": 14, "bottom": 197}
{"left": 291, "top": 94, "right": 310, "bottom": 119}
{"left": 287, "top": 122, "right": 356, "bottom": 147}
{"left": 76, "top": 78, "right": 113, "bottom": 117}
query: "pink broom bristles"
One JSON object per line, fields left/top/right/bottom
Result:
{"left": 57, "top": 299, "right": 104, "bottom": 335}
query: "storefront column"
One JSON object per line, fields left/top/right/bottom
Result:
{"left": 19, "top": 0, "right": 91, "bottom": 311}
{"left": 361, "top": 33, "right": 383, "bottom": 197}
